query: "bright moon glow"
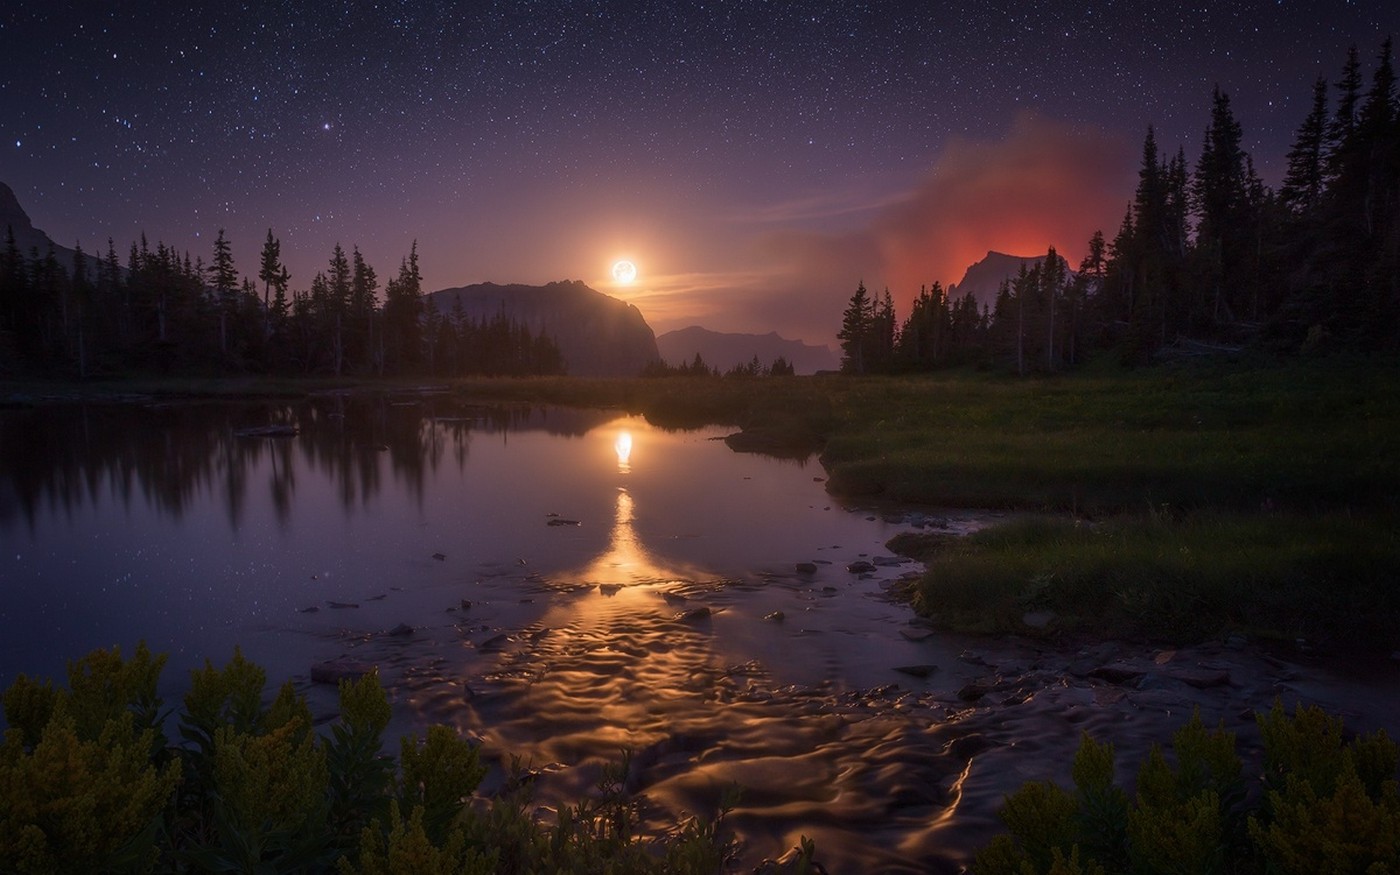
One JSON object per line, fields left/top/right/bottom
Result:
{"left": 614, "top": 431, "right": 633, "bottom": 473}
{"left": 611, "top": 260, "right": 637, "bottom": 284}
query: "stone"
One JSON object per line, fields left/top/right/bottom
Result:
{"left": 846, "top": 560, "right": 876, "bottom": 574}
{"left": 893, "top": 664, "right": 938, "bottom": 679}
{"left": 957, "top": 682, "right": 990, "bottom": 702}
{"left": 679, "top": 606, "right": 712, "bottom": 622}
{"left": 547, "top": 518, "right": 581, "bottom": 527}
{"left": 1173, "top": 669, "right": 1231, "bottom": 689}
{"left": 327, "top": 600, "right": 359, "bottom": 609}
{"left": 310, "top": 659, "right": 374, "bottom": 685}
{"left": 872, "top": 555, "right": 907, "bottom": 567}
{"left": 387, "top": 622, "right": 414, "bottom": 637}
{"left": 764, "top": 611, "right": 785, "bottom": 622}
{"left": 1089, "top": 663, "right": 1146, "bottom": 685}
{"left": 297, "top": 606, "right": 319, "bottom": 613}
{"left": 479, "top": 633, "right": 510, "bottom": 652}
{"left": 432, "top": 552, "right": 446, "bottom": 561}
{"left": 795, "top": 562, "right": 818, "bottom": 574}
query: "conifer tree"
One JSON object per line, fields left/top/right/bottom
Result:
{"left": 1280, "top": 77, "right": 1330, "bottom": 216}
{"left": 257, "top": 230, "right": 282, "bottom": 311}
{"left": 211, "top": 230, "right": 237, "bottom": 356}
{"left": 1193, "top": 87, "right": 1249, "bottom": 324}
{"left": 836, "top": 281, "right": 872, "bottom": 374}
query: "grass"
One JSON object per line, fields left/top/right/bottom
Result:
{"left": 891, "top": 511, "right": 1400, "bottom": 648}
{"left": 7, "top": 354, "right": 1399, "bottom": 649}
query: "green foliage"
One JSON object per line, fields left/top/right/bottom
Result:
{"left": 397, "top": 725, "right": 485, "bottom": 845}
{"left": 64, "top": 641, "right": 168, "bottom": 742}
{"left": 181, "top": 646, "right": 269, "bottom": 748}
{"left": 339, "top": 801, "right": 495, "bottom": 875}
{"left": 1, "top": 645, "right": 746, "bottom": 874}
{"left": 0, "top": 701, "right": 180, "bottom": 873}
{"left": 326, "top": 673, "right": 396, "bottom": 847}
{"left": 1, "top": 674, "right": 58, "bottom": 751}
{"left": 1071, "top": 735, "right": 1130, "bottom": 871}
{"left": 1257, "top": 700, "right": 1347, "bottom": 798}
{"left": 977, "top": 705, "right": 1400, "bottom": 875}
{"left": 1248, "top": 763, "right": 1400, "bottom": 873}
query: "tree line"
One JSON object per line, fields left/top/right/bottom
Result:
{"left": 0, "top": 227, "right": 564, "bottom": 378}
{"left": 839, "top": 38, "right": 1400, "bottom": 374}
{"left": 641, "top": 352, "right": 796, "bottom": 378}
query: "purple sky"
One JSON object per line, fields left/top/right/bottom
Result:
{"left": 3, "top": 1, "right": 1395, "bottom": 343}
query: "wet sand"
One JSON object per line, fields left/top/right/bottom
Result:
{"left": 290, "top": 540, "right": 1400, "bottom": 873}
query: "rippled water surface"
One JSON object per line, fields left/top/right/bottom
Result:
{"left": 4, "top": 394, "right": 1397, "bottom": 872}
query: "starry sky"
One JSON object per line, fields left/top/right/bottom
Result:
{"left": 2, "top": 1, "right": 1395, "bottom": 344}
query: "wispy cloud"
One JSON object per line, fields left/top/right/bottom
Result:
{"left": 728, "top": 185, "right": 912, "bottom": 225}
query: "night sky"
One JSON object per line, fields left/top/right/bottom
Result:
{"left": 2, "top": 2, "right": 1395, "bottom": 343}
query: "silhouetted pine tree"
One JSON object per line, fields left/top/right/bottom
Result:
{"left": 836, "top": 281, "right": 873, "bottom": 374}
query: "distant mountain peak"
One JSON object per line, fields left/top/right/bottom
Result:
{"left": 0, "top": 181, "right": 81, "bottom": 271}
{"left": 0, "top": 182, "right": 37, "bottom": 236}
{"left": 948, "top": 250, "right": 1072, "bottom": 309}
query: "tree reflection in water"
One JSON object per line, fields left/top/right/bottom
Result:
{"left": 0, "top": 398, "right": 621, "bottom": 530}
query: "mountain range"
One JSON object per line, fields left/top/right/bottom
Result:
{"left": 655, "top": 326, "right": 838, "bottom": 375}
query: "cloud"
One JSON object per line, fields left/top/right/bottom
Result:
{"left": 873, "top": 112, "right": 1135, "bottom": 295}
{"left": 698, "top": 112, "right": 1137, "bottom": 345}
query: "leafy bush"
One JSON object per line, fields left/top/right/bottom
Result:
{"left": 1, "top": 644, "right": 743, "bottom": 874}
{"left": 975, "top": 704, "right": 1400, "bottom": 875}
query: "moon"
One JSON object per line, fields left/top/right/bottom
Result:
{"left": 611, "top": 260, "right": 637, "bottom": 284}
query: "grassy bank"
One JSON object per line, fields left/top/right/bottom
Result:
{"left": 889, "top": 511, "right": 1400, "bottom": 649}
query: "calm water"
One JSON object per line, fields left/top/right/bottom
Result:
{"left": 0, "top": 396, "right": 928, "bottom": 692}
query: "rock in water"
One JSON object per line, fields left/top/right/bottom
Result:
{"left": 893, "top": 664, "right": 938, "bottom": 679}
{"left": 310, "top": 659, "right": 374, "bottom": 685}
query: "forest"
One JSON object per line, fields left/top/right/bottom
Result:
{"left": 837, "top": 39, "right": 1400, "bottom": 374}
{"left": 0, "top": 229, "right": 565, "bottom": 379}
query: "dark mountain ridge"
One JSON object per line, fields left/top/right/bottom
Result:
{"left": 0, "top": 182, "right": 81, "bottom": 270}
{"left": 424, "top": 280, "right": 659, "bottom": 377}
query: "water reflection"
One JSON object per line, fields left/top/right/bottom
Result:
{"left": 614, "top": 430, "right": 633, "bottom": 474}
{"left": 578, "top": 489, "right": 653, "bottom": 583}
{"left": 0, "top": 399, "right": 625, "bottom": 530}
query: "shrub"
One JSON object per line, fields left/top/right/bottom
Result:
{"left": 974, "top": 705, "right": 1400, "bottom": 875}
{"left": 0, "top": 644, "right": 744, "bottom": 874}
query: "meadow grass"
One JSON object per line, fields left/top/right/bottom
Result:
{"left": 890, "top": 511, "right": 1400, "bottom": 647}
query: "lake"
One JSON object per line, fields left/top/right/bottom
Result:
{"left": 3, "top": 391, "right": 1396, "bottom": 873}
